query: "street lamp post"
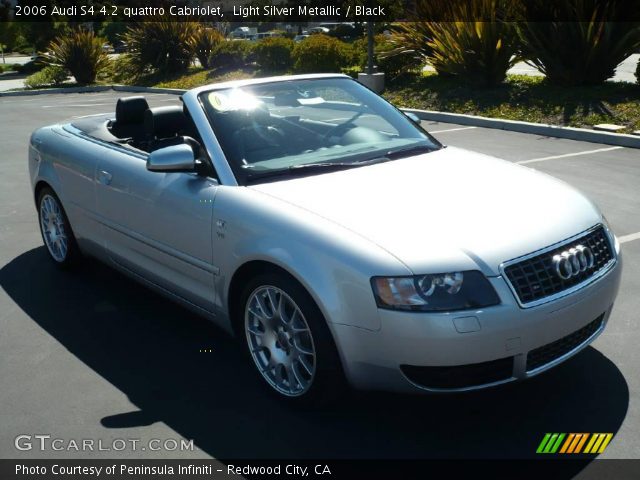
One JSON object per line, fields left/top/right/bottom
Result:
{"left": 358, "top": 20, "right": 385, "bottom": 93}
{"left": 367, "top": 21, "right": 374, "bottom": 75}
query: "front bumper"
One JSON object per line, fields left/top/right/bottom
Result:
{"left": 330, "top": 254, "right": 622, "bottom": 393}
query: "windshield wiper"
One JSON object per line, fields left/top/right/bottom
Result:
{"left": 289, "top": 156, "right": 392, "bottom": 172}
{"left": 244, "top": 157, "right": 392, "bottom": 184}
{"left": 385, "top": 143, "right": 437, "bottom": 159}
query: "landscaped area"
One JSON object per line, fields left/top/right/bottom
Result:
{"left": 2, "top": 0, "right": 639, "bottom": 132}
{"left": 385, "top": 73, "right": 640, "bottom": 132}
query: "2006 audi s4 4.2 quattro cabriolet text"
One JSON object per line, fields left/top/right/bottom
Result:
{"left": 29, "top": 74, "right": 622, "bottom": 404}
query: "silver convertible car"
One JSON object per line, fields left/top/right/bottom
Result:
{"left": 29, "top": 74, "right": 622, "bottom": 404}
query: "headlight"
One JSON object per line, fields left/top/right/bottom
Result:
{"left": 601, "top": 215, "right": 620, "bottom": 254}
{"left": 371, "top": 270, "right": 500, "bottom": 312}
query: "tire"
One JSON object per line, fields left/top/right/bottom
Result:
{"left": 240, "top": 272, "right": 346, "bottom": 406}
{"left": 37, "top": 187, "right": 81, "bottom": 268}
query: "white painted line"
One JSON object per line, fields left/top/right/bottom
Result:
{"left": 517, "top": 146, "right": 624, "bottom": 165}
{"left": 42, "top": 103, "right": 111, "bottom": 108}
{"left": 619, "top": 231, "right": 640, "bottom": 244}
{"left": 430, "top": 126, "right": 477, "bottom": 134}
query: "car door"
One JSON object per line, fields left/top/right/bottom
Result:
{"left": 94, "top": 145, "right": 218, "bottom": 312}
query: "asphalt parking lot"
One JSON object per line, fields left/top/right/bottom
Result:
{"left": 0, "top": 91, "right": 639, "bottom": 466}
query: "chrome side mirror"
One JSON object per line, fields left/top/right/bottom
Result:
{"left": 146, "top": 143, "right": 195, "bottom": 173}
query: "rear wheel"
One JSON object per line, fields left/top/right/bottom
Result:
{"left": 241, "top": 273, "right": 345, "bottom": 406}
{"left": 37, "top": 187, "right": 80, "bottom": 267}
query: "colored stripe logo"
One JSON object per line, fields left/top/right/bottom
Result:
{"left": 537, "top": 433, "right": 613, "bottom": 454}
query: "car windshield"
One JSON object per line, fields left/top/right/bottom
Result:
{"left": 199, "top": 77, "right": 441, "bottom": 183}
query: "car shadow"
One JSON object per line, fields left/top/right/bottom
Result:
{"left": 0, "top": 248, "right": 629, "bottom": 466}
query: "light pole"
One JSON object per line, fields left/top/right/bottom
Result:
{"left": 367, "top": 21, "right": 374, "bottom": 75}
{"left": 358, "top": 19, "right": 385, "bottom": 93}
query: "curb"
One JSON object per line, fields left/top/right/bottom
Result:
{"left": 402, "top": 108, "right": 640, "bottom": 149}
{"left": 0, "top": 84, "right": 186, "bottom": 97}
{"left": 0, "top": 85, "right": 113, "bottom": 96}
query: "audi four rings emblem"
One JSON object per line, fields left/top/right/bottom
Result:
{"left": 552, "top": 245, "right": 595, "bottom": 280}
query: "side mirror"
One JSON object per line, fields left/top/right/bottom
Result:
{"left": 146, "top": 143, "right": 195, "bottom": 173}
{"left": 404, "top": 111, "right": 421, "bottom": 124}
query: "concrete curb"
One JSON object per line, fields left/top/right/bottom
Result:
{"left": 0, "top": 85, "right": 113, "bottom": 97}
{"left": 0, "top": 84, "right": 186, "bottom": 97}
{"left": 402, "top": 108, "right": 640, "bottom": 149}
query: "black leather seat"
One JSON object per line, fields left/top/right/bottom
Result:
{"left": 110, "top": 96, "right": 149, "bottom": 140}
{"left": 144, "top": 106, "right": 202, "bottom": 158}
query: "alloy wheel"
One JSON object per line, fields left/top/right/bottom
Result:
{"left": 245, "top": 285, "right": 317, "bottom": 396}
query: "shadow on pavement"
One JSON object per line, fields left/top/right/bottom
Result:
{"left": 0, "top": 247, "right": 629, "bottom": 467}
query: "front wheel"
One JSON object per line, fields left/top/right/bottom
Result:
{"left": 241, "top": 273, "right": 345, "bottom": 406}
{"left": 37, "top": 187, "right": 80, "bottom": 267}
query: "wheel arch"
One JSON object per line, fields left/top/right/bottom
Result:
{"left": 226, "top": 258, "right": 349, "bottom": 391}
{"left": 227, "top": 260, "right": 313, "bottom": 338}
{"left": 34, "top": 180, "right": 55, "bottom": 207}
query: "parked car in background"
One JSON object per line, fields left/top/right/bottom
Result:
{"left": 231, "top": 26, "right": 258, "bottom": 39}
{"left": 113, "top": 42, "right": 128, "bottom": 54}
{"left": 29, "top": 74, "right": 622, "bottom": 405}
{"left": 308, "top": 27, "right": 330, "bottom": 34}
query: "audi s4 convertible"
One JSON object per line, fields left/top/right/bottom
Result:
{"left": 29, "top": 74, "right": 622, "bottom": 404}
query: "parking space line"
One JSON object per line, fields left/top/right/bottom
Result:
{"left": 619, "top": 231, "right": 640, "bottom": 244}
{"left": 42, "top": 103, "right": 111, "bottom": 108}
{"left": 430, "top": 126, "right": 477, "bottom": 134}
{"left": 517, "top": 146, "right": 623, "bottom": 165}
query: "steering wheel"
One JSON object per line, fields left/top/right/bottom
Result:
{"left": 256, "top": 125, "right": 286, "bottom": 146}
{"left": 321, "top": 110, "right": 365, "bottom": 143}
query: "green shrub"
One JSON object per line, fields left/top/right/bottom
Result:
{"left": 254, "top": 37, "right": 294, "bottom": 72}
{"left": 192, "top": 27, "right": 224, "bottom": 69}
{"left": 376, "top": 37, "right": 423, "bottom": 80}
{"left": 123, "top": 20, "right": 199, "bottom": 77}
{"left": 99, "top": 55, "right": 135, "bottom": 84}
{"left": 292, "top": 34, "right": 350, "bottom": 73}
{"left": 44, "top": 30, "right": 109, "bottom": 84}
{"left": 209, "top": 40, "right": 254, "bottom": 70}
{"left": 393, "top": 0, "right": 522, "bottom": 86}
{"left": 341, "top": 65, "right": 362, "bottom": 79}
{"left": 348, "top": 34, "right": 422, "bottom": 80}
{"left": 0, "top": 64, "right": 21, "bottom": 73}
{"left": 517, "top": 1, "right": 640, "bottom": 86}
{"left": 346, "top": 36, "right": 369, "bottom": 69}
{"left": 24, "top": 65, "right": 68, "bottom": 89}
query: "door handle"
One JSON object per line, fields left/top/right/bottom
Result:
{"left": 97, "top": 170, "right": 113, "bottom": 185}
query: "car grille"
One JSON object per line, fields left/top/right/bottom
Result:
{"left": 401, "top": 357, "right": 514, "bottom": 390}
{"left": 504, "top": 226, "right": 614, "bottom": 306}
{"left": 526, "top": 314, "right": 604, "bottom": 372}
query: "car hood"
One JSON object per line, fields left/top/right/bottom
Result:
{"left": 249, "top": 147, "right": 602, "bottom": 275}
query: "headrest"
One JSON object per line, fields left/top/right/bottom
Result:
{"left": 115, "top": 96, "right": 149, "bottom": 125}
{"left": 274, "top": 92, "right": 300, "bottom": 107}
{"left": 144, "top": 106, "right": 186, "bottom": 139}
{"left": 223, "top": 104, "right": 271, "bottom": 126}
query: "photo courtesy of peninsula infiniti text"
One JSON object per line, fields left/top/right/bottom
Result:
{"left": 28, "top": 74, "right": 622, "bottom": 404}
